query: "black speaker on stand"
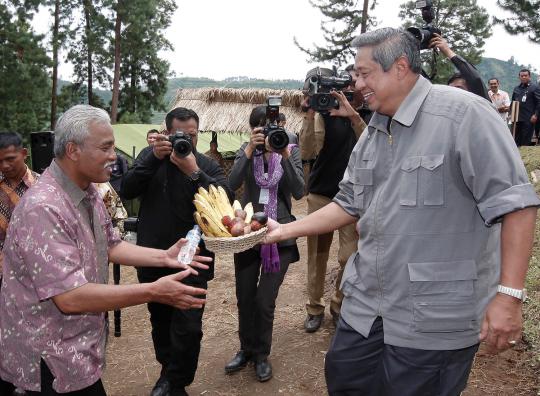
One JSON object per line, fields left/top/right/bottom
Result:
{"left": 30, "top": 131, "right": 55, "bottom": 174}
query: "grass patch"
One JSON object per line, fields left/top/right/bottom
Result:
{"left": 519, "top": 147, "right": 540, "bottom": 375}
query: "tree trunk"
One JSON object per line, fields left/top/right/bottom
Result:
{"left": 110, "top": 0, "right": 122, "bottom": 123}
{"left": 83, "top": 0, "right": 93, "bottom": 106}
{"left": 361, "top": 0, "right": 370, "bottom": 33}
{"left": 130, "top": 61, "right": 136, "bottom": 114}
{"left": 50, "top": 0, "right": 60, "bottom": 130}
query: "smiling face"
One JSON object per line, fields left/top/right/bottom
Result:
{"left": 354, "top": 46, "right": 401, "bottom": 116}
{"left": 74, "top": 121, "right": 117, "bottom": 185}
{"left": 488, "top": 79, "right": 499, "bottom": 93}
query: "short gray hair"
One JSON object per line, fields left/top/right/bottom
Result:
{"left": 351, "top": 27, "right": 421, "bottom": 74}
{"left": 54, "top": 105, "right": 110, "bottom": 158}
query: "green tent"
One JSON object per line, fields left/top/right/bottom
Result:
{"left": 112, "top": 124, "right": 249, "bottom": 159}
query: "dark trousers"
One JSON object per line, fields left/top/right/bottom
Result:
{"left": 25, "top": 360, "right": 106, "bottom": 395}
{"left": 514, "top": 121, "right": 534, "bottom": 146}
{"left": 1, "top": 377, "right": 15, "bottom": 395}
{"left": 234, "top": 247, "right": 294, "bottom": 361}
{"left": 139, "top": 272, "right": 206, "bottom": 391}
{"left": 325, "top": 317, "right": 479, "bottom": 396}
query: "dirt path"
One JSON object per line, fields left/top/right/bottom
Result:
{"left": 102, "top": 198, "right": 538, "bottom": 396}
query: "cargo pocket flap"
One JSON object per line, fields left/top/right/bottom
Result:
{"left": 353, "top": 168, "right": 373, "bottom": 185}
{"left": 421, "top": 154, "right": 444, "bottom": 171}
{"left": 408, "top": 260, "right": 477, "bottom": 282}
{"left": 401, "top": 156, "right": 422, "bottom": 172}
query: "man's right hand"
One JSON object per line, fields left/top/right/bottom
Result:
{"left": 151, "top": 268, "right": 207, "bottom": 310}
{"left": 153, "top": 134, "right": 173, "bottom": 160}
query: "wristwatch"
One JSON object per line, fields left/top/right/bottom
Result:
{"left": 497, "top": 285, "right": 527, "bottom": 302}
{"left": 189, "top": 170, "right": 201, "bottom": 181}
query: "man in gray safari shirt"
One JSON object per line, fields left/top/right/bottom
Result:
{"left": 263, "top": 28, "right": 540, "bottom": 396}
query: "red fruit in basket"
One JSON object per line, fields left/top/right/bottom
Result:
{"left": 230, "top": 222, "right": 245, "bottom": 237}
{"left": 250, "top": 220, "right": 264, "bottom": 231}
{"left": 234, "top": 209, "right": 247, "bottom": 220}
{"left": 251, "top": 212, "right": 268, "bottom": 225}
{"left": 221, "top": 215, "right": 232, "bottom": 228}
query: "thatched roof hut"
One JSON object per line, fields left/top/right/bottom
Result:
{"left": 171, "top": 88, "right": 305, "bottom": 135}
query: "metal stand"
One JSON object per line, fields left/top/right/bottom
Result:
{"left": 113, "top": 263, "right": 121, "bottom": 337}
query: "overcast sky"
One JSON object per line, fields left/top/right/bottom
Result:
{"left": 34, "top": 0, "right": 539, "bottom": 82}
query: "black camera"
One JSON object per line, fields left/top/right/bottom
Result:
{"left": 168, "top": 131, "right": 193, "bottom": 157}
{"left": 257, "top": 96, "right": 289, "bottom": 151}
{"left": 307, "top": 68, "right": 353, "bottom": 113}
{"left": 406, "top": 0, "right": 441, "bottom": 50}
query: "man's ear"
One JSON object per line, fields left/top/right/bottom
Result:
{"left": 20, "top": 147, "right": 28, "bottom": 160}
{"left": 395, "top": 56, "right": 410, "bottom": 80}
{"left": 65, "top": 142, "right": 81, "bottom": 161}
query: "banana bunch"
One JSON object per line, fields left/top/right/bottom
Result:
{"left": 193, "top": 185, "right": 233, "bottom": 237}
{"left": 193, "top": 185, "right": 258, "bottom": 238}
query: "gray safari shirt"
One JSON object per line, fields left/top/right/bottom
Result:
{"left": 333, "top": 75, "right": 540, "bottom": 350}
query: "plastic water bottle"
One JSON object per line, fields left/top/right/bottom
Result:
{"left": 177, "top": 225, "right": 201, "bottom": 265}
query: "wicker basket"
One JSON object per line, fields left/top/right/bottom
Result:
{"left": 202, "top": 227, "right": 268, "bottom": 255}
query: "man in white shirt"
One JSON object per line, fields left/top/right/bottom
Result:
{"left": 488, "top": 78, "right": 510, "bottom": 122}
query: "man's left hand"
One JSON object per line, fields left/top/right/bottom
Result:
{"left": 170, "top": 151, "right": 199, "bottom": 176}
{"left": 165, "top": 238, "right": 211, "bottom": 271}
{"left": 479, "top": 293, "right": 522, "bottom": 354}
{"left": 531, "top": 114, "right": 538, "bottom": 124}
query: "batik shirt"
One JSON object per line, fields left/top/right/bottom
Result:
{"left": 0, "top": 166, "right": 39, "bottom": 249}
{"left": 0, "top": 160, "right": 121, "bottom": 392}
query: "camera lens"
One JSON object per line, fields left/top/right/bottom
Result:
{"left": 317, "top": 95, "right": 330, "bottom": 107}
{"left": 268, "top": 129, "right": 289, "bottom": 151}
{"left": 174, "top": 140, "right": 192, "bottom": 157}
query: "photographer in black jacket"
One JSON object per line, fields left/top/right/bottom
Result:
{"left": 122, "top": 107, "right": 232, "bottom": 396}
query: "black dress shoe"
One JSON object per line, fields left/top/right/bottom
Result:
{"left": 304, "top": 313, "right": 324, "bottom": 333}
{"left": 225, "top": 350, "right": 251, "bottom": 374}
{"left": 255, "top": 359, "right": 272, "bottom": 382}
{"left": 150, "top": 376, "right": 170, "bottom": 396}
{"left": 170, "top": 387, "right": 188, "bottom": 396}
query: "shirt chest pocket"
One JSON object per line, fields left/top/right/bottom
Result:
{"left": 400, "top": 154, "right": 444, "bottom": 207}
{"left": 353, "top": 168, "right": 373, "bottom": 210}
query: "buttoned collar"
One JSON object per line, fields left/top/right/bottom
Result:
{"left": 0, "top": 165, "right": 36, "bottom": 188}
{"left": 48, "top": 160, "right": 98, "bottom": 206}
{"left": 368, "top": 75, "right": 432, "bottom": 134}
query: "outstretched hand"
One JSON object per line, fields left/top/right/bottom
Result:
{"left": 262, "top": 218, "right": 283, "bottom": 245}
{"left": 165, "top": 238, "right": 212, "bottom": 271}
{"left": 151, "top": 269, "right": 207, "bottom": 310}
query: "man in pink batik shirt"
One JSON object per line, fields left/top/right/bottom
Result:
{"left": 0, "top": 105, "right": 210, "bottom": 395}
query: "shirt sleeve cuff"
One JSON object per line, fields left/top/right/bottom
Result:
{"left": 333, "top": 192, "right": 359, "bottom": 218}
{"left": 36, "top": 272, "right": 89, "bottom": 301}
{"left": 477, "top": 183, "right": 540, "bottom": 226}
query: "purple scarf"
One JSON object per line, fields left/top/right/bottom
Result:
{"left": 253, "top": 150, "right": 284, "bottom": 273}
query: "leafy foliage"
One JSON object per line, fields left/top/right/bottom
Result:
{"left": 295, "top": 0, "right": 378, "bottom": 67}
{"left": 399, "top": 0, "right": 491, "bottom": 84}
{"left": 494, "top": 0, "right": 540, "bottom": 44}
{"left": 0, "top": 3, "right": 51, "bottom": 138}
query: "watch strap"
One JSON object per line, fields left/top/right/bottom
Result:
{"left": 497, "top": 284, "right": 526, "bottom": 302}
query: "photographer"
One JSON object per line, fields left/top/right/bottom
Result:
{"left": 121, "top": 107, "right": 232, "bottom": 396}
{"left": 429, "top": 34, "right": 490, "bottom": 100}
{"left": 224, "top": 105, "right": 304, "bottom": 382}
{"left": 300, "top": 66, "right": 366, "bottom": 333}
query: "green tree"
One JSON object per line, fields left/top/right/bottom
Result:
{"left": 494, "top": 0, "right": 540, "bottom": 44}
{"left": 0, "top": 3, "right": 51, "bottom": 138}
{"left": 295, "top": 0, "right": 378, "bottom": 67}
{"left": 67, "top": 0, "right": 112, "bottom": 108}
{"left": 399, "top": 0, "right": 491, "bottom": 84}
{"left": 116, "top": 0, "right": 175, "bottom": 123}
